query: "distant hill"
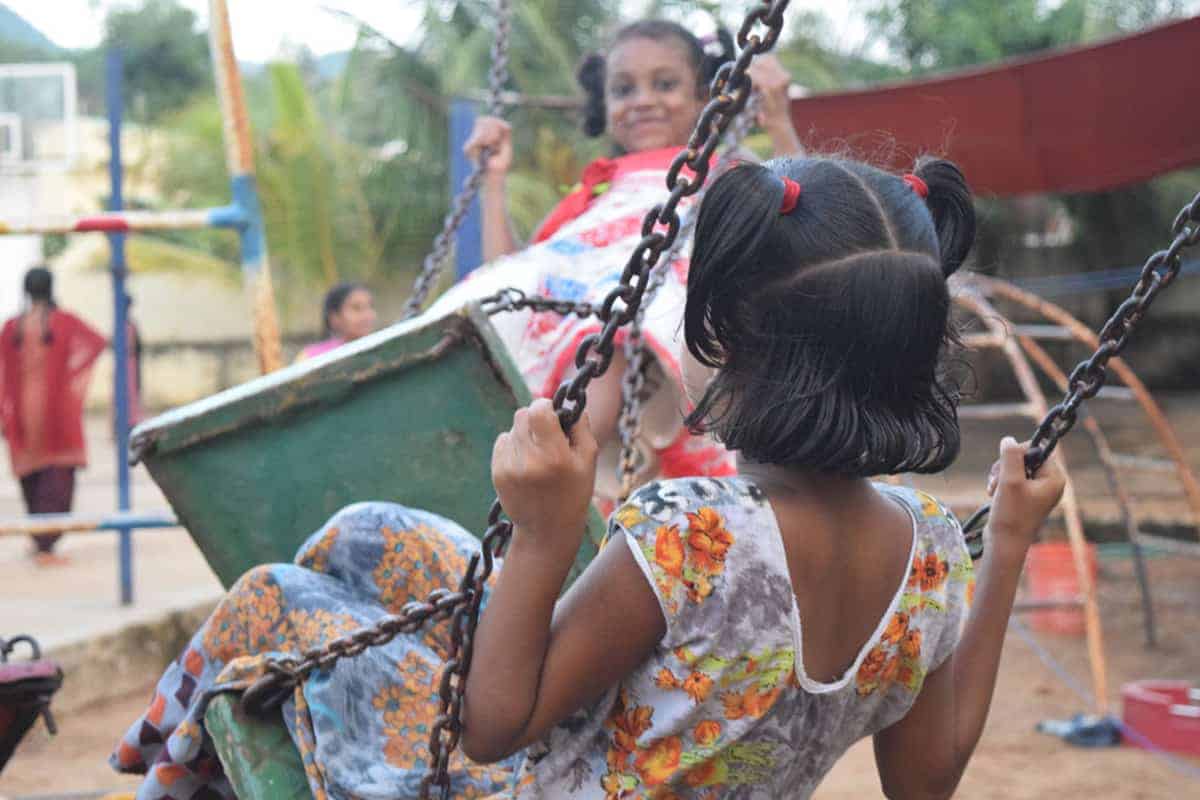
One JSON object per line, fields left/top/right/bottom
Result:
{"left": 316, "top": 51, "right": 349, "bottom": 80}
{"left": 0, "top": 2, "right": 60, "bottom": 53}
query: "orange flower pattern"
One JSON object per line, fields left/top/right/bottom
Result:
{"left": 693, "top": 720, "right": 721, "bottom": 746}
{"left": 684, "top": 508, "right": 734, "bottom": 574}
{"left": 120, "top": 483, "right": 973, "bottom": 800}
{"left": 529, "top": 479, "right": 971, "bottom": 797}
{"left": 113, "top": 503, "right": 514, "bottom": 800}
{"left": 654, "top": 524, "right": 685, "bottom": 578}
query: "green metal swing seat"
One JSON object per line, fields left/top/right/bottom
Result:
{"left": 132, "top": 302, "right": 607, "bottom": 796}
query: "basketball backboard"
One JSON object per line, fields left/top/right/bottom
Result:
{"left": 0, "top": 63, "right": 78, "bottom": 174}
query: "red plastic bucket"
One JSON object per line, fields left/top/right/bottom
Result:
{"left": 1122, "top": 680, "right": 1200, "bottom": 757}
{"left": 1024, "top": 541, "right": 1097, "bottom": 635}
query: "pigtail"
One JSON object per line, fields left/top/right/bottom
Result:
{"left": 913, "top": 157, "right": 976, "bottom": 277}
{"left": 685, "top": 162, "right": 785, "bottom": 368}
{"left": 577, "top": 52, "right": 607, "bottom": 138}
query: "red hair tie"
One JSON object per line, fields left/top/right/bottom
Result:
{"left": 903, "top": 173, "right": 929, "bottom": 199}
{"left": 779, "top": 177, "right": 802, "bottom": 215}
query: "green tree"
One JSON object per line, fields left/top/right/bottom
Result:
{"left": 155, "top": 62, "right": 387, "bottom": 295}
{"left": 330, "top": 0, "right": 619, "bottom": 246}
{"left": 866, "top": 0, "right": 1188, "bottom": 73}
{"left": 866, "top": 0, "right": 1089, "bottom": 73}
{"left": 101, "top": 0, "right": 212, "bottom": 121}
{"left": 860, "top": 0, "right": 1196, "bottom": 275}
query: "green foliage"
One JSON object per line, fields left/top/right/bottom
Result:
{"left": 866, "top": 0, "right": 1189, "bottom": 73}
{"left": 327, "top": 0, "right": 617, "bottom": 252}
{"left": 860, "top": 0, "right": 1196, "bottom": 283}
{"left": 41, "top": 233, "right": 67, "bottom": 261}
{"left": 157, "top": 62, "right": 392, "bottom": 290}
{"left": 866, "top": 0, "right": 1085, "bottom": 72}
{"left": 101, "top": 0, "right": 212, "bottom": 122}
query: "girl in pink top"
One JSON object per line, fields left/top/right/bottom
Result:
{"left": 296, "top": 283, "right": 378, "bottom": 362}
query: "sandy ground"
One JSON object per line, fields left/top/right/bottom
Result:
{"left": 3, "top": 392, "right": 1200, "bottom": 799}
{"left": 3, "top": 555, "right": 1198, "bottom": 798}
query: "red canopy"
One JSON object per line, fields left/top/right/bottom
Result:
{"left": 788, "top": 16, "right": 1200, "bottom": 196}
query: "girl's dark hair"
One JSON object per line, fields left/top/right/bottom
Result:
{"left": 577, "top": 20, "right": 734, "bottom": 138}
{"left": 684, "top": 156, "right": 976, "bottom": 476}
{"left": 321, "top": 282, "right": 367, "bottom": 337}
{"left": 16, "top": 266, "right": 56, "bottom": 346}
{"left": 24, "top": 266, "right": 55, "bottom": 304}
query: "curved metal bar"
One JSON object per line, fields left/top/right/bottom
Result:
{"left": 955, "top": 288, "right": 1109, "bottom": 710}
{"left": 978, "top": 275, "right": 1200, "bottom": 530}
{"left": 1017, "top": 333, "right": 1157, "bottom": 648}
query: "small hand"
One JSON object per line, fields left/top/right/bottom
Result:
{"left": 746, "top": 55, "right": 793, "bottom": 133}
{"left": 492, "top": 399, "right": 599, "bottom": 549}
{"left": 986, "top": 438, "right": 1067, "bottom": 556}
{"left": 463, "top": 115, "right": 514, "bottom": 177}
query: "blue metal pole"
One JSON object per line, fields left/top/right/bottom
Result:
{"left": 450, "top": 98, "right": 483, "bottom": 280}
{"left": 107, "top": 49, "right": 134, "bottom": 606}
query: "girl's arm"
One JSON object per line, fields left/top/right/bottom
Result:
{"left": 67, "top": 313, "right": 109, "bottom": 376}
{"left": 464, "top": 116, "right": 522, "bottom": 262}
{"left": 872, "top": 438, "right": 1066, "bottom": 800}
{"left": 461, "top": 399, "right": 666, "bottom": 764}
{"left": 481, "top": 174, "right": 521, "bottom": 261}
{"left": 747, "top": 55, "right": 804, "bottom": 157}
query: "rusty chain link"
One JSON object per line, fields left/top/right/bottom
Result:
{"left": 402, "top": 0, "right": 512, "bottom": 321}
{"left": 241, "top": 4, "right": 789, "bottom": 798}
{"left": 962, "top": 189, "right": 1200, "bottom": 558}
{"left": 616, "top": 99, "right": 759, "bottom": 501}
{"left": 479, "top": 287, "right": 599, "bottom": 320}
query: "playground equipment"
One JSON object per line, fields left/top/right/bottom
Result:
{"left": 0, "top": 0, "right": 283, "bottom": 611}
{"left": 148, "top": 2, "right": 1195, "bottom": 795}
{"left": 3, "top": 0, "right": 1199, "bottom": 794}
{"left": 0, "top": 635, "right": 60, "bottom": 774}
{"left": 951, "top": 274, "right": 1200, "bottom": 707}
{"left": 130, "top": 303, "right": 606, "bottom": 590}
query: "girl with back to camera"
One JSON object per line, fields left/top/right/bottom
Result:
{"left": 116, "top": 154, "right": 1065, "bottom": 799}
{"left": 1, "top": 267, "right": 106, "bottom": 566}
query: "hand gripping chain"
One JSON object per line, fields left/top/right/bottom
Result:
{"left": 962, "top": 190, "right": 1200, "bottom": 557}
{"left": 402, "top": 0, "right": 513, "bottom": 321}
{"left": 241, "top": 5, "right": 792, "bottom": 798}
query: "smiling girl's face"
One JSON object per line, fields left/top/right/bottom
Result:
{"left": 605, "top": 35, "right": 707, "bottom": 154}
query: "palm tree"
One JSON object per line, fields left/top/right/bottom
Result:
{"left": 330, "top": 0, "right": 617, "bottom": 240}
{"left": 156, "top": 62, "right": 388, "bottom": 292}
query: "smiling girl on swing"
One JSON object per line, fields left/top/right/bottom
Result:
{"left": 438, "top": 20, "right": 804, "bottom": 513}
{"left": 115, "top": 151, "right": 1066, "bottom": 799}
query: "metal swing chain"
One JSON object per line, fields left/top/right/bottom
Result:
{"left": 402, "top": 0, "right": 512, "bottom": 321}
{"left": 479, "top": 288, "right": 599, "bottom": 319}
{"left": 616, "top": 102, "right": 759, "bottom": 501}
{"left": 419, "top": 14, "right": 781, "bottom": 793}
{"left": 961, "top": 189, "right": 1200, "bottom": 557}
{"left": 241, "top": 5, "right": 789, "bottom": 799}
{"left": 477, "top": 102, "right": 757, "bottom": 327}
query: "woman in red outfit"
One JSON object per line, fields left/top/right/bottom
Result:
{"left": 0, "top": 267, "right": 107, "bottom": 565}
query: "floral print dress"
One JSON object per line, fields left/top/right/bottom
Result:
{"left": 511, "top": 477, "right": 975, "bottom": 798}
{"left": 111, "top": 503, "right": 517, "bottom": 799}
{"left": 112, "top": 480, "right": 972, "bottom": 799}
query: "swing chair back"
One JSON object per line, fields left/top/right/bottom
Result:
{"left": 132, "top": 303, "right": 607, "bottom": 589}
{"left": 0, "top": 636, "right": 61, "bottom": 774}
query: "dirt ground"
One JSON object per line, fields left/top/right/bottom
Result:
{"left": 3, "top": 395, "right": 1199, "bottom": 799}
{"left": 3, "top": 552, "right": 1197, "bottom": 798}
